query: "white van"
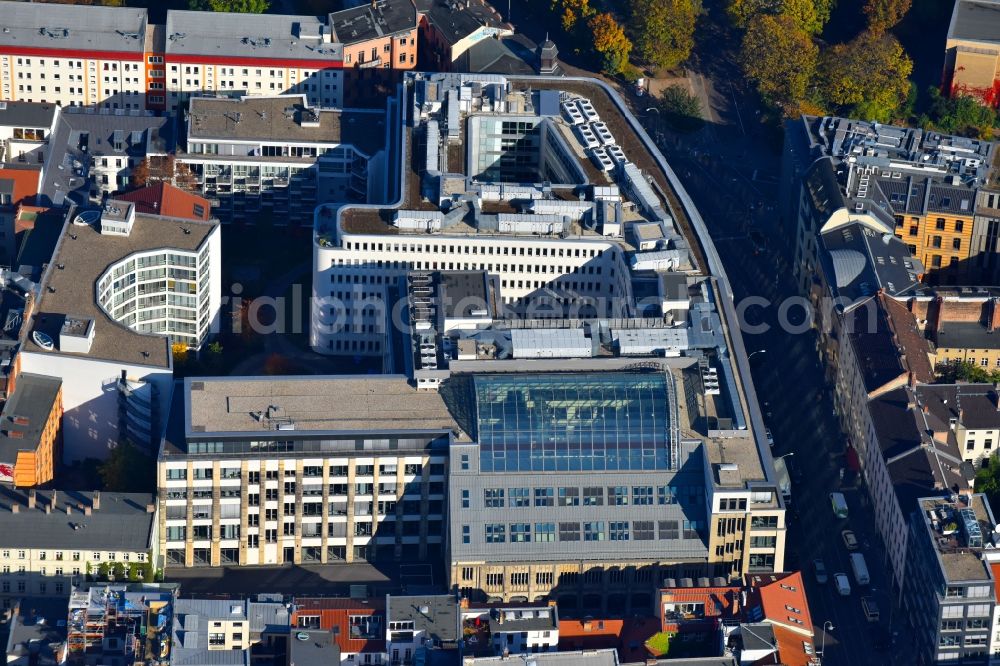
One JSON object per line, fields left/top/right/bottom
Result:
{"left": 830, "top": 492, "right": 849, "bottom": 519}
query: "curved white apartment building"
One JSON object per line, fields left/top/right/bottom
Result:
{"left": 91, "top": 200, "right": 222, "bottom": 350}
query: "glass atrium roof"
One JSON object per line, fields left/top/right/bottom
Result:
{"left": 473, "top": 372, "right": 673, "bottom": 472}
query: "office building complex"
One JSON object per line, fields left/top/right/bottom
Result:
{"left": 157, "top": 375, "right": 455, "bottom": 568}
{"left": 905, "top": 494, "right": 1000, "bottom": 664}
{"left": 177, "top": 95, "right": 392, "bottom": 224}
{"left": 21, "top": 201, "right": 220, "bottom": 461}
{"left": 0, "top": 490, "right": 156, "bottom": 601}
{"left": 312, "top": 73, "right": 696, "bottom": 357}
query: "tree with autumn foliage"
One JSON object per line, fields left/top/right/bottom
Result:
{"left": 863, "top": 0, "right": 912, "bottom": 34}
{"left": 819, "top": 30, "right": 913, "bottom": 122}
{"left": 740, "top": 14, "right": 818, "bottom": 113}
{"left": 588, "top": 13, "right": 632, "bottom": 76}
{"left": 727, "top": 0, "right": 825, "bottom": 34}
{"left": 552, "top": 0, "right": 595, "bottom": 31}
{"left": 629, "top": 0, "right": 698, "bottom": 71}
{"left": 131, "top": 155, "right": 198, "bottom": 192}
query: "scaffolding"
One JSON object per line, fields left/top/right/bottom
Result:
{"left": 66, "top": 584, "right": 172, "bottom": 666}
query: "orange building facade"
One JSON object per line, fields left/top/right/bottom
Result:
{"left": 0, "top": 372, "right": 62, "bottom": 488}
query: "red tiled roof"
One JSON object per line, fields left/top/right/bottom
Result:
{"left": 772, "top": 625, "right": 816, "bottom": 666}
{"left": 882, "top": 293, "right": 934, "bottom": 384}
{"left": 746, "top": 572, "right": 814, "bottom": 638}
{"left": 557, "top": 617, "right": 659, "bottom": 663}
{"left": 991, "top": 562, "right": 1000, "bottom": 602}
{"left": 116, "top": 182, "right": 211, "bottom": 221}
{"left": 0, "top": 165, "right": 41, "bottom": 209}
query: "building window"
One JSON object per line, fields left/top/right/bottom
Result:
{"left": 559, "top": 522, "right": 580, "bottom": 541}
{"left": 936, "top": 218, "right": 946, "bottom": 230}
{"left": 485, "top": 524, "right": 506, "bottom": 543}
{"left": 952, "top": 238, "right": 961, "bottom": 251}
{"left": 534, "top": 523, "right": 556, "bottom": 542}
{"left": 658, "top": 486, "right": 676, "bottom": 504}
{"left": 462, "top": 567, "right": 474, "bottom": 581}
{"left": 634, "top": 521, "right": 654, "bottom": 540}
{"left": 460, "top": 454, "right": 469, "bottom": 470}
{"left": 608, "top": 486, "right": 628, "bottom": 505}
{"left": 609, "top": 521, "right": 629, "bottom": 541}
{"left": 659, "top": 520, "right": 679, "bottom": 539}
{"left": 461, "top": 490, "right": 470, "bottom": 508}
{"left": 632, "top": 486, "right": 654, "bottom": 505}
{"left": 485, "top": 573, "right": 502, "bottom": 587}
{"left": 583, "top": 487, "right": 603, "bottom": 506}
{"left": 510, "top": 488, "right": 530, "bottom": 508}
{"left": 536, "top": 572, "right": 553, "bottom": 586}
{"left": 558, "top": 487, "right": 579, "bottom": 506}
{"left": 583, "top": 522, "right": 605, "bottom": 541}
{"left": 534, "top": 487, "right": 554, "bottom": 507}
{"left": 510, "top": 523, "right": 531, "bottom": 542}
{"left": 510, "top": 572, "right": 529, "bottom": 586}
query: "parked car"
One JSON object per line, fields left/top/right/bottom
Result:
{"left": 765, "top": 428, "right": 774, "bottom": 447}
{"left": 862, "top": 596, "right": 880, "bottom": 622}
{"left": 813, "top": 558, "right": 828, "bottom": 584}
{"left": 834, "top": 573, "right": 851, "bottom": 596}
{"left": 842, "top": 529, "right": 859, "bottom": 550}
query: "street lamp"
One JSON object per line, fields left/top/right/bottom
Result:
{"left": 747, "top": 349, "right": 767, "bottom": 361}
{"left": 776, "top": 452, "right": 794, "bottom": 461}
{"left": 820, "top": 621, "right": 834, "bottom": 661}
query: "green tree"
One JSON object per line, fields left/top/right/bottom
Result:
{"left": 98, "top": 442, "right": 156, "bottom": 493}
{"left": 741, "top": 14, "right": 818, "bottom": 113}
{"left": 658, "top": 85, "right": 704, "bottom": 132}
{"left": 630, "top": 0, "right": 698, "bottom": 70}
{"left": 976, "top": 455, "right": 1000, "bottom": 515}
{"left": 188, "top": 0, "right": 270, "bottom": 12}
{"left": 923, "top": 86, "right": 997, "bottom": 139}
{"left": 588, "top": 13, "right": 632, "bottom": 76}
{"left": 864, "top": 0, "right": 912, "bottom": 34}
{"left": 819, "top": 31, "right": 913, "bottom": 122}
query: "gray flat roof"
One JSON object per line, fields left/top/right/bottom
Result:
{"left": 186, "top": 96, "right": 386, "bottom": 156}
{"left": 469, "top": 650, "right": 617, "bottom": 666}
{"left": 937, "top": 320, "right": 1000, "bottom": 351}
{"left": 0, "top": 1, "right": 147, "bottom": 55}
{"left": 918, "top": 494, "right": 996, "bottom": 583}
{"left": 0, "top": 101, "right": 57, "bottom": 130}
{"left": 289, "top": 630, "right": 340, "bottom": 666}
{"left": 0, "top": 372, "right": 62, "bottom": 463}
{"left": 330, "top": 1, "right": 417, "bottom": 44}
{"left": 950, "top": 0, "right": 1000, "bottom": 44}
{"left": 386, "top": 595, "right": 458, "bottom": 643}
{"left": 184, "top": 375, "right": 464, "bottom": 437}
{"left": 164, "top": 10, "right": 343, "bottom": 62}
{"left": 0, "top": 489, "right": 154, "bottom": 551}
{"left": 25, "top": 211, "right": 217, "bottom": 368}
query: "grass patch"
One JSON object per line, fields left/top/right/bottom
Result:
{"left": 645, "top": 632, "right": 672, "bottom": 656}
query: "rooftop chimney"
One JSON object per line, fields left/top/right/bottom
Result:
{"left": 990, "top": 298, "right": 1000, "bottom": 333}
{"left": 92, "top": 491, "right": 100, "bottom": 511}
{"left": 50, "top": 490, "right": 57, "bottom": 510}
{"left": 145, "top": 503, "right": 155, "bottom": 514}
{"left": 27, "top": 490, "right": 35, "bottom": 509}
{"left": 923, "top": 404, "right": 930, "bottom": 414}
{"left": 65, "top": 505, "right": 71, "bottom": 515}
{"left": 11, "top": 504, "right": 18, "bottom": 514}
{"left": 44, "top": 504, "right": 50, "bottom": 515}
{"left": 83, "top": 506, "right": 91, "bottom": 516}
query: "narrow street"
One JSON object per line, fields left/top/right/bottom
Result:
{"left": 656, "top": 120, "right": 915, "bottom": 664}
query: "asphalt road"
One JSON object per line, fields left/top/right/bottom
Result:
{"left": 656, "top": 125, "right": 916, "bottom": 665}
